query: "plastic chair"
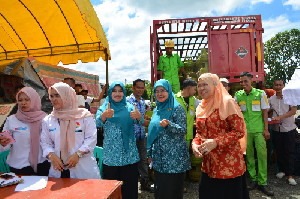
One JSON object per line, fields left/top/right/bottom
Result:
{"left": 93, "top": 146, "right": 103, "bottom": 177}
{"left": 0, "top": 149, "right": 10, "bottom": 173}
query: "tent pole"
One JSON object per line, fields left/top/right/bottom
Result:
{"left": 105, "top": 48, "right": 109, "bottom": 92}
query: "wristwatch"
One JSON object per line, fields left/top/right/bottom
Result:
{"left": 76, "top": 151, "right": 83, "bottom": 158}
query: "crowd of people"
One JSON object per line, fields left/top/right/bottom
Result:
{"left": 0, "top": 40, "right": 299, "bottom": 199}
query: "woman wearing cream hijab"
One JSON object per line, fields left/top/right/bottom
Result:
{"left": 192, "top": 73, "right": 249, "bottom": 199}
{"left": 41, "top": 82, "right": 100, "bottom": 179}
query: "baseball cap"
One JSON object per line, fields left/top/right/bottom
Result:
{"left": 220, "top": 78, "right": 229, "bottom": 84}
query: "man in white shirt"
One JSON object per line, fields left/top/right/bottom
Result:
{"left": 268, "top": 79, "right": 297, "bottom": 186}
{"left": 80, "top": 84, "right": 107, "bottom": 111}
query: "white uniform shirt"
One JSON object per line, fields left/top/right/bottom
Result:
{"left": 0, "top": 115, "right": 47, "bottom": 169}
{"left": 268, "top": 95, "right": 297, "bottom": 132}
{"left": 41, "top": 115, "right": 100, "bottom": 179}
{"left": 76, "top": 95, "right": 85, "bottom": 107}
{"left": 85, "top": 96, "right": 94, "bottom": 106}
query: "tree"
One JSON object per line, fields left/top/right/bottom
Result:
{"left": 264, "top": 29, "right": 300, "bottom": 88}
{"left": 125, "top": 84, "right": 133, "bottom": 96}
{"left": 141, "top": 80, "right": 152, "bottom": 100}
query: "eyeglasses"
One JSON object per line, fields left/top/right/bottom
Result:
{"left": 197, "top": 83, "right": 208, "bottom": 88}
{"left": 112, "top": 89, "right": 123, "bottom": 93}
{"left": 155, "top": 89, "right": 167, "bottom": 94}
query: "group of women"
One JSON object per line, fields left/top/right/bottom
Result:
{"left": 0, "top": 72, "right": 249, "bottom": 199}
{"left": 0, "top": 83, "right": 100, "bottom": 179}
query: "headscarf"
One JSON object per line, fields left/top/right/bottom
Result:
{"left": 49, "top": 82, "right": 92, "bottom": 163}
{"left": 99, "top": 81, "right": 135, "bottom": 151}
{"left": 196, "top": 73, "right": 247, "bottom": 154}
{"left": 15, "top": 87, "right": 47, "bottom": 173}
{"left": 147, "top": 79, "right": 180, "bottom": 149}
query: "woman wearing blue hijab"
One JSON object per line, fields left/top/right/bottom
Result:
{"left": 148, "top": 79, "right": 191, "bottom": 199}
{"left": 96, "top": 81, "right": 143, "bottom": 199}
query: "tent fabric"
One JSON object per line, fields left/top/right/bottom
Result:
{"left": 0, "top": 59, "right": 53, "bottom": 113}
{"left": 0, "top": 0, "right": 110, "bottom": 66}
{"left": 282, "top": 68, "right": 300, "bottom": 106}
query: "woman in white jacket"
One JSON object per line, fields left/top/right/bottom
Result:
{"left": 0, "top": 87, "right": 49, "bottom": 175}
{"left": 41, "top": 82, "right": 100, "bottom": 179}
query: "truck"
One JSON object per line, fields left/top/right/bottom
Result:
{"left": 150, "top": 15, "right": 265, "bottom": 92}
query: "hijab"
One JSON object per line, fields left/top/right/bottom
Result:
{"left": 15, "top": 87, "right": 47, "bottom": 173}
{"left": 196, "top": 73, "right": 247, "bottom": 154}
{"left": 147, "top": 79, "right": 180, "bottom": 149}
{"left": 99, "top": 81, "right": 134, "bottom": 151}
{"left": 49, "top": 82, "right": 92, "bottom": 163}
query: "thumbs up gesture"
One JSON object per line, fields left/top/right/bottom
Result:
{"left": 101, "top": 102, "right": 114, "bottom": 122}
{"left": 130, "top": 104, "right": 142, "bottom": 121}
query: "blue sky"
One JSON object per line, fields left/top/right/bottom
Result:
{"left": 62, "top": 0, "right": 300, "bottom": 84}
{"left": 229, "top": 1, "right": 299, "bottom": 21}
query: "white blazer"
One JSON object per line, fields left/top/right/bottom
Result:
{"left": 41, "top": 115, "right": 100, "bottom": 179}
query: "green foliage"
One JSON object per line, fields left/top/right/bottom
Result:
{"left": 142, "top": 80, "right": 153, "bottom": 100}
{"left": 125, "top": 84, "right": 133, "bottom": 96}
{"left": 264, "top": 28, "right": 300, "bottom": 88}
{"left": 181, "top": 49, "right": 208, "bottom": 88}
{"left": 150, "top": 102, "right": 156, "bottom": 110}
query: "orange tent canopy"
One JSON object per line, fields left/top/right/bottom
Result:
{"left": 0, "top": 0, "right": 110, "bottom": 66}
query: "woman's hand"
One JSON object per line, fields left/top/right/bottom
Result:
{"left": 0, "top": 136, "right": 10, "bottom": 147}
{"left": 65, "top": 153, "right": 80, "bottom": 168}
{"left": 160, "top": 119, "right": 169, "bottom": 127}
{"left": 101, "top": 102, "right": 114, "bottom": 122}
{"left": 147, "top": 158, "right": 152, "bottom": 164}
{"left": 48, "top": 152, "right": 64, "bottom": 172}
{"left": 192, "top": 143, "right": 203, "bottom": 158}
{"left": 130, "top": 104, "right": 142, "bottom": 120}
{"left": 199, "top": 139, "right": 217, "bottom": 155}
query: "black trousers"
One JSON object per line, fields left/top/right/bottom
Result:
{"left": 103, "top": 163, "right": 138, "bottom": 199}
{"left": 273, "top": 129, "right": 296, "bottom": 176}
{"left": 198, "top": 172, "right": 249, "bottom": 199}
{"left": 10, "top": 160, "right": 50, "bottom": 176}
{"left": 154, "top": 170, "right": 184, "bottom": 199}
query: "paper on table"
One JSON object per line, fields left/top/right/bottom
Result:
{"left": 15, "top": 176, "right": 48, "bottom": 191}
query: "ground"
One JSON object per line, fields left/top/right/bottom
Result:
{"left": 138, "top": 162, "right": 300, "bottom": 199}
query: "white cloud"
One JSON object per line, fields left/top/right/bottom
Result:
{"left": 283, "top": 0, "right": 300, "bottom": 10}
{"left": 63, "top": 0, "right": 252, "bottom": 84}
{"left": 250, "top": 0, "right": 273, "bottom": 4}
{"left": 124, "top": 0, "right": 247, "bottom": 17}
{"left": 262, "top": 15, "right": 300, "bottom": 42}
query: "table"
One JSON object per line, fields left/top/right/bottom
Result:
{"left": 1, "top": 177, "right": 122, "bottom": 199}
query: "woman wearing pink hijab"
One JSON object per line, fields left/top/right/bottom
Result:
{"left": 41, "top": 82, "right": 100, "bottom": 179}
{"left": 0, "top": 87, "right": 50, "bottom": 175}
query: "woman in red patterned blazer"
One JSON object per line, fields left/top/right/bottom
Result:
{"left": 192, "top": 73, "right": 249, "bottom": 199}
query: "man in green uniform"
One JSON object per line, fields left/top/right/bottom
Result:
{"left": 235, "top": 72, "right": 274, "bottom": 196}
{"left": 175, "top": 78, "right": 200, "bottom": 147}
{"left": 175, "top": 78, "right": 199, "bottom": 193}
{"left": 157, "top": 40, "right": 187, "bottom": 93}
